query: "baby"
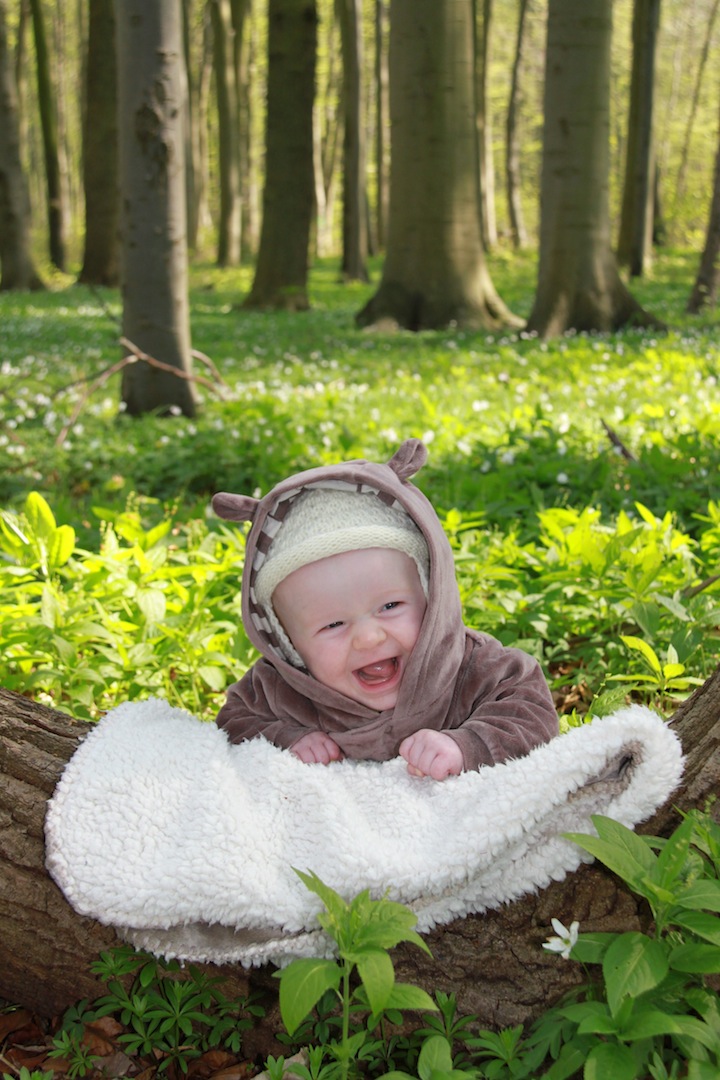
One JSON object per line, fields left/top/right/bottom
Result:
{"left": 212, "top": 439, "right": 558, "bottom": 780}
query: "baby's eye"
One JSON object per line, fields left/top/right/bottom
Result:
{"left": 382, "top": 601, "right": 400, "bottom": 611}
{"left": 321, "top": 620, "right": 344, "bottom": 631}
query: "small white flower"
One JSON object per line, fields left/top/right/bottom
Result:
{"left": 542, "top": 918, "right": 579, "bottom": 960}
{"left": 556, "top": 472, "right": 569, "bottom": 485}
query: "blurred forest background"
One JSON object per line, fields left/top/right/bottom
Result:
{"left": 2, "top": 0, "right": 719, "bottom": 324}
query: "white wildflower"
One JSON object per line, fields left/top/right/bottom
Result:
{"left": 542, "top": 918, "right": 579, "bottom": 960}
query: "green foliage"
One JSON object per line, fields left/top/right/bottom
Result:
{"left": 2, "top": 253, "right": 720, "bottom": 720}
{"left": 0, "top": 490, "right": 253, "bottom": 719}
{"left": 271, "top": 815, "right": 720, "bottom": 1080}
{"left": 74, "top": 945, "right": 264, "bottom": 1074}
{"left": 274, "top": 870, "right": 436, "bottom": 1080}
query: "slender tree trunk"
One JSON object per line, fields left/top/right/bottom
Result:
{"left": 617, "top": 0, "right": 660, "bottom": 277}
{"left": 28, "top": 0, "right": 65, "bottom": 271}
{"left": 211, "top": 0, "right": 242, "bottom": 266}
{"left": 687, "top": 94, "right": 720, "bottom": 313}
{"left": 335, "top": 0, "right": 368, "bottom": 281}
{"left": 0, "top": 0, "right": 43, "bottom": 290}
{"left": 78, "top": 0, "right": 119, "bottom": 286}
{"left": 234, "top": 0, "right": 256, "bottom": 261}
{"left": 1, "top": 665, "right": 718, "bottom": 1029}
{"left": 182, "top": 0, "right": 199, "bottom": 251}
{"left": 526, "top": 0, "right": 661, "bottom": 338}
{"left": 357, "top": 0, "right": 516, "bottom": 332}
{"left": 476, "top": 0, "right": 497, "bottom": 249}
{"left": 374, "top": 0, "right": 390, "bottom": 252}
{"left": 115, "top": 0, "right": 196, "bottom": 418}
{"left": 674, "top": 0, "right": 720, "bottom": 214}
{"left": 505, "top": 0, "right": 530, "bottom": 250}
{"left": 243, "top": 0, "right": 317, "bottom": 311}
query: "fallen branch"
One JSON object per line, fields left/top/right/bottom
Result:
{"left": 601, "top": 418, "right": 638, "bottom": 462}
{"left": 54, "top": 338, "right": 229, "bottom": 448}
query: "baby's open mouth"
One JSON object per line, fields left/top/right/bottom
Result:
{"left": 355, "top": 657, "right": 399, "bottom": 685}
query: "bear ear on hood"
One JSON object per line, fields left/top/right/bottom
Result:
{"left": 387, "top": 438, "right": 427, "bottom": 482}
{"left": 211, "top": 492, "right": 260, "bottom": 522}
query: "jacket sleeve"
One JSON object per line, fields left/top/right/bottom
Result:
{"left": 216, "top": 661, "right": 314, "bottom": 750}
{"left": 443, "top": 634, "right": 559, "bottom": 770}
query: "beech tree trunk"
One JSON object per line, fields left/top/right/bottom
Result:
{"left": 78, "top": 0, "right": 119, "bottom": 287}
{"left": 335, "top": 0, "right": 369, "bottom": 282}
{"left": 616, "top": 0, "right": 660, "bottom": 278}
{"left": 243, "top": 0, "right": 317, "bottom": 311}
{"left": 28, "top": 0, "right": 66, "bottom": 271}
{"left": 211, "top": 0, "right": 242, "bottom": 267}
{"left": 357, "top": 0, "right": 514, "bottom": 331}
{"left": 687, "top": 93, "right": 720, "bottom": 314}
{"left": 526, "top": 0, "right": 661, "bottom": 338}
{"left": 1, "top": 671, "right": 718, "bottom": 1035}
{"left": 0, "top": 0, "right": 44, "bottom": 291}
{"left": 115, "top": 0, "right": 196, "bottom": 418}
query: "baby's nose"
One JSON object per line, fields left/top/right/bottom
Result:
{"left": 353, "top": 620, "right": 386, "bottom": 649}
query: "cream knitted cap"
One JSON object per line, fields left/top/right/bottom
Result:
{"left": 255, "top": 488, "right": 430, "bottom": 606}
{"left": 253, "top": 488, "right": 430, "bottom": 665}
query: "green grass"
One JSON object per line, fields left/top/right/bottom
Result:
{"left": 1, "top": 248, "right": 719, "bottom": 720}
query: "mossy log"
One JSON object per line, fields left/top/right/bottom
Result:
{"left": 1, "top": 677, "right": 718, "bottom": 1038}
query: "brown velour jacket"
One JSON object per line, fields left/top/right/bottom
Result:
{"left": 211, "top": 439, "right": 559, "bottom": 771}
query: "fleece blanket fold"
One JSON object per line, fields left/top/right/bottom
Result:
{"left": 44, "top": 699, "right": 682, "bottom": 967}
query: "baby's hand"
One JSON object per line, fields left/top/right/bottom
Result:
{"left": 291, "top": 731, "right": 345, "bottom": 765}
{"left": 399, "top": 729, "right": 464, "bottom": 780}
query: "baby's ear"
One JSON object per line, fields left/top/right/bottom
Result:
{"left": 211, "top": 492, "right": 260, "bottom": 522}
{"left": 387, "top": 438, "right": 428, "bottom": 481}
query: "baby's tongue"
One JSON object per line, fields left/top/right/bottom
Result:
{"left": 357, "top": 658, "right": 396, "bottom": 683}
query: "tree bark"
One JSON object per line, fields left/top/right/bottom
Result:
{"left": 616, "top": 0, "right": 660, "bottom": 278}
{"left": 373, "top": 0, "right": 390, "bottom": 252}
{"left": 357, "top": 0, "right": 516, "bottom": 332}
{"left": 28, "top": 0, "right": 66, "bottom": 272}
{"left": 476, "top": 0, "right": 497, "bottom": 250}
{"left": 0, "top": 0, "right": 44, "bottom": 291}
{"left": 526, "top": 0, "right": 662, "bottom": 339}
{"left": 687, "top": 92, "right": 720, "bottom": 313}
{"left": 2, "top": 665, "right": 717, "bottom": 1032}
{"left": 243, "top": 0, "right": 317, "bottom": 311}
{"left": 115, "top": 0, "right": 196, "bottom": 418}
{"left": 505, "top": 0, "right": 530, "bottom": 250}
{"left": 335, "top": 0, "right": 369, "bottom": 282}
{"left": 78, "top": 0, "right": 119, "bottom": 287}
{"left": 211, "top": 0, "right": 243, "bottom": 267}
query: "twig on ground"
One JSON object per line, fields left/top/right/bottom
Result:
{"left": 601, "top": 419, "right": 638, "bottom": 462}
{"left": 54, "top": 339, "right": 227, "bottom": 448}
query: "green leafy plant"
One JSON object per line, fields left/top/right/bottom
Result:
{"left": 84, "top": 944, "right": 264, "bottom": 1074}
{"left": 275, "top": 869, "right": 438, "bottom": 1080}
{"left": 528, "top": 809, "right": 720, "bottom": 1079}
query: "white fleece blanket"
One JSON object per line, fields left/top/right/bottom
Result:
{"left": 44, "top": 699, "right": 682, "bottom": 967}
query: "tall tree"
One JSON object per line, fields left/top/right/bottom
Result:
{"left": 115, "top": 0, "right": 196, "bottom": 418}
{"left": 28, "top": 0, "right": 65, "bottom": 270}
{"left": 526, "top": 0, "right": 660, "bottom": 339}
{"left": 476, "top": 0, "right": 497, "bottom": 249}
{"left": 373, "top": 0, "right": 390, "bottom": 251}
{"left": 335, "top": 0, "right": 369, "bottom": 281}
{"left": 357, "top": 0, "right": 514, "bottom": 331}
{"left": 0, "top": 0, "right": 43, "bottom": 290}
{"left": 211, "top": 0, "right": 242, "bottom": 266}
{"left": 78, "top": 0, "right": 119, "bottom": 286}
{"left": 617, "top": 0, "right": 661, "bottom": 277}
{"left": 687, "top": 92, "right": 720, "bottom": 314}
{"left": 244, "top": 0, "right": 317, "bottom": 311}
{"left": 505, "top": 0, "right": 530, "bottom": 249}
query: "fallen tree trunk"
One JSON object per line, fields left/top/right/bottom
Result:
{"left": 1, "top": 677, "right": 718, "bottom": 1036}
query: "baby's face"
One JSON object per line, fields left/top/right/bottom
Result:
{"left": 273, "top": 547, "right": 427, "bottom": 711}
